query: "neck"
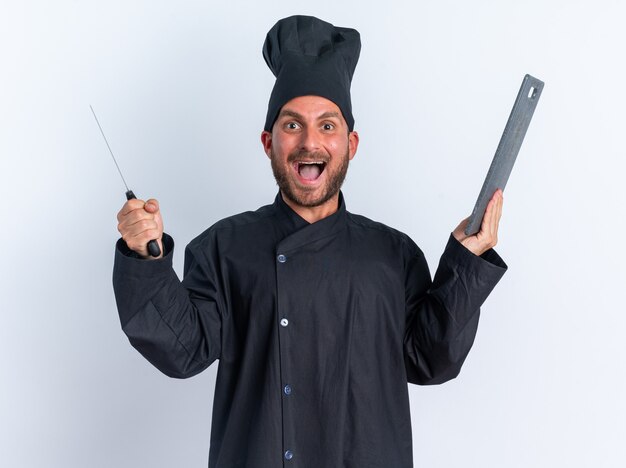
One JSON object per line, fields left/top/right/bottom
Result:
{"left": 281, "top": 192, "right": 340, "bottom": 224}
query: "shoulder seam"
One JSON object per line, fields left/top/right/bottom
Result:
{"left": 188, "top": 206, "right": 277, "bottom": 248}
{"left": 346, "top": 212, "right": 423, "bottom": 257}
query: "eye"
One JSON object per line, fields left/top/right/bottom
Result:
{"left": 285, "top": 121, "right": 300, "bottom": 130}
{"left": 322, "top": 123, "right": 335, "bottom": 131}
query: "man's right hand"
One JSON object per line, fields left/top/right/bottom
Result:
{"left": 117, "top": 198, "right": 164, "bottom": 259}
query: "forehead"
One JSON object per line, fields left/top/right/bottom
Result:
{"left": 278, "top": 95, "right": 344, "bottom": 121}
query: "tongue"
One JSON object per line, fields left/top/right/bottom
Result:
{"left": 299, "top": 164, "right": 321, "bottom": 181}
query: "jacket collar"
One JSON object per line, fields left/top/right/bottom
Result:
{"left": 273, "top": 191, "right": 348, "bottom": 251}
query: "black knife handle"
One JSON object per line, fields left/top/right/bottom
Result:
{"left": 125, "top": 190, "right": 162, "bottom": 258}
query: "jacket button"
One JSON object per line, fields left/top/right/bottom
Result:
{"left": 284, "top": 450, "right": 293, "bottom": 460}
{"left": 280, "top": 318, "right": 289, "bottom": 327}
{"left": 277, "top": 254, "right": 287, "bottom": 263}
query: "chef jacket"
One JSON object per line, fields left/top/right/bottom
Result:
{"left": 113, "top": 191, "right": 507, "bottom": 468}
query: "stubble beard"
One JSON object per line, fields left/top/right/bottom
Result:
{"left": 270, "top": 146, "right": 350, "bottom": 208}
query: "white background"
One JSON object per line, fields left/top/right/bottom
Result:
{"left": 1, "top": 1, "right": 625, "bottom": 467}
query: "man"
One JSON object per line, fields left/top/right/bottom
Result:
{"left": 113, "top": 15, "right": 507, "bottom": 468}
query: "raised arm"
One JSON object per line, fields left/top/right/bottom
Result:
{"left": 404, "top": 190, "right": 507, "bottom": 384}
{"left": 113, "top": 198, "right": 223, "bottom": 378}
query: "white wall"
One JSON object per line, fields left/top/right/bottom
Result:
{"left": 1, "top": 1, "right": 624, "bottom": 466}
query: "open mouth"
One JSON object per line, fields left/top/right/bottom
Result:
{"left": 295, "top": 161, "right": 327, "bottom": 181}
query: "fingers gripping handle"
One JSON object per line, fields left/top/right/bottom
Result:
{"left": 125, "top": 190, "right": 162, "bottom": 258}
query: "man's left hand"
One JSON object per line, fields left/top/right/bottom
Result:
{"left": 453, "top": 189, "right": 504, "bottom": 256}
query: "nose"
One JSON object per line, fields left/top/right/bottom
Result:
{"left": 299, "top": 127, "right": 321, "bottom": 152}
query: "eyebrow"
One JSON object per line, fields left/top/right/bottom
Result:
{"left": 278, "top": 109, "right": 342, "bottom": 121}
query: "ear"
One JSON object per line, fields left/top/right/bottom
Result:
{"left": 348, "top": 131, "right": 359, "bottom": 161}
{"left": 261, "top": 130, "right": 272, "bottom": 159}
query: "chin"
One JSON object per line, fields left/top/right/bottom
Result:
{"left": 284, "top": 185, "right": 338, "bottom": 208}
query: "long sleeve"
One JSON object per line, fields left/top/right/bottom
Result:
{"left": 403, "top": 234, "right": 507, "bottom": 385}
{"left": 112, "top": 233, "right": 223, "bottom": 379}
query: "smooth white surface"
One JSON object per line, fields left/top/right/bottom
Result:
{"left": 1, "top": 1, "right": 625, "bottom": 466}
